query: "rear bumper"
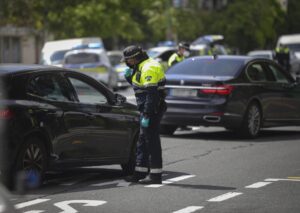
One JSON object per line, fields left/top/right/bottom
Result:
{"left": 162, "top": 101, "right": 243, "bottom": 128}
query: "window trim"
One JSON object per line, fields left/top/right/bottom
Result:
{"left": 64, "top": 72, "right": 113, "bottom": 105}
{"left": 25, "top": 71, "right": 76, "bottom": 103}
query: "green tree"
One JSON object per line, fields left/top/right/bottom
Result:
{"left": 205, "top": 0, "right": 284, "bottom": 53}
{"left": 286, "top": 0, "right": 300, "bottom": 34}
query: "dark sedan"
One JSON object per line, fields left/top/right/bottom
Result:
{"left": 162, "top": 56, "right": 300, "bottom": 138}
{"left": 0, "top": 64, "right": 139, "bottom": 189}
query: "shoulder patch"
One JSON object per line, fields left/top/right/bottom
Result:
{"left": 145, "top": 76, "right": 152, "bottom": 81}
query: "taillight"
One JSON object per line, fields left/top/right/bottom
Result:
{"left": 200, "top": 85, "right": 234, "bottom": 95}
{"left": 0, "top": 109, "right": 14, "bottom": 119}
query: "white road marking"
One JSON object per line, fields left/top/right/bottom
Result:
{"left": 207, "top": 192, "right": 243, "bottom": 202}
{"left": 265, "top": 178, "right": 300, "bottom": 182}
{"left": 15, "top": 199, "right": 50, "bottom": 209}
{"left": 117, "top": 181, "right": 131, "bottom": 187}
{"left": 172, "top": 206, "right": 203, "bottom": 213}
{"left": 54, "top": 200, "right": 106, "bottom": 213}
{"left": 91, "top": 179, "right": 131, "bottom": 187}
{"left": 145, "top": 174, "right": 195, "bottom": 188}
{"left": 245, "top": 181, "right": 272, "bottom": 188}
{"left": 24, "top": 211, "right": 45, "bottom": 213}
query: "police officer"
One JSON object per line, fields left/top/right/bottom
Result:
{"left": 274, "top": 43, "right": 290, "bottom": 72}
{"left": 168, "top": 42, "right": 190, "bottom": 67}
{"left": 199, "top": 42, "right": 217, "bottom": 56}
{"left": 122, "top": 45, "right": 167, "bottom": 184}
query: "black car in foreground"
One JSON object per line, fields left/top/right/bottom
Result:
{"left": 0, "top": 64, "right": 139, "bottom": 189}
{"left": 161, "top": 55, "right": 300, "bottom": 138}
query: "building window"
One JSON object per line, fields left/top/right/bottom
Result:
{"left": 0, "top": 36, "right": 21, "bottom": 63}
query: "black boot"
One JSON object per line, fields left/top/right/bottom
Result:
{"left": 139, "top": 174, "right": 162, "bottom": 184}
{"left": 124, "top": 172, "right": 147, "bottom": 183}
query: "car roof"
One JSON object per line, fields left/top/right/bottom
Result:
{"left": 0, "top": 64, "right": 66, "bottom": 75}
{"left": 42, "top": 37, "right": 103, "bottom": 53}
{"left": 64, "top": 48, "right": 106, "bottom": 57}
{"left": 187, "top": 55, "right": 253, "bottom": 62}
{"left": 148, "top": 46, "right": 176, "bottom": 52}
{"left": 277, "top": 34, "right": 300, "bottom": 45}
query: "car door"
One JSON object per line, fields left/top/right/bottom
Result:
{"left": 247, "top": 61, "right": 284, "bottom": 119}
{"left": 65, "top": 73, "right": 130, "bottom": 160}
{"left": 264, "top": 62, "right": 300, "bottom": 121}
{"left": 26, "top": 72, "right": 92, "bottom": 160}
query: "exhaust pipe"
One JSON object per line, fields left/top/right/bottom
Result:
{"left": 203, "top": 115, "right": 221, "bottom": 123}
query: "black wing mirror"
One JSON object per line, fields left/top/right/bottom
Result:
{"left": 114, "top": 93, "right": 126, "bottom": 105}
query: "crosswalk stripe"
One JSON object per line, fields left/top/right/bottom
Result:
{"left": 145, "top": 175, "right": 195, "bottom": 188}
{"left": 207, "top": 192, "right": 243, "bottom": 202}
{"left": 172, "top": 206, "right": 203, "bottom": 213}
{"left": 15, "top": 199, "right": 50, "bottom": 209}
{"left": 245, "top": 182, "right": 272, "bottom": 188}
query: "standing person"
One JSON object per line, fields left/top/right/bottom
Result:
{"left": 274, "top": 43, "right": 290, "bottom": 72}
{"left": 122, "top": 45, "right": 167, "bottom": 184}
{"left": 168, "top": 42, "right": 190, "bottom": 67}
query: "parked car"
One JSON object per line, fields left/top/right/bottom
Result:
{"left": 162, "top": 55, "right": 300, "bottom": 138}
{"left": 107, "top": 51, "right": 130, "bottom": 89}
{"left": 0, "top": 64, "right": 139, "bottom": 189}
{"left": 63, "top": 48, "right": 118, "bottom": 90}
{"left": 276, "top": 34, "right": 300, "bottom": 76}
{"left": 190, "top": 35, "right": 228, "bottom": 56}
{"left": 41, "top": 37, "right": 103, "bottom": 67}
{"left": 147, "top": 46, "right": 176, "bottom": 70}
{"left": 247, "top": 50, "right": 275, "bottom": 60}
{"left": 107, "top": 50, "right": 123, "bottom": 67}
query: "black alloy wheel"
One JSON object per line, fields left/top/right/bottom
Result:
{"left": 15, "top": 137, "right": 47, "bottom": 188}
{"left": 240, "top": 102, "right": 261, "bottom": 138}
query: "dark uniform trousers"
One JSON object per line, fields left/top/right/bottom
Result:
{"left": 136, "top": 108, "right": 165, "bottom": 178}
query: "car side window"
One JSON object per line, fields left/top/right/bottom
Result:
{"left": 27, "top": 74, "right": 71, "bottom": 101}
{"left": 246, "top": 63, "right": 266, "bottom": 82}
{"left": 267, "top": 64, "right": 290, "bottom": 83}
{"left": 68, "top": 77, "right": 107, "bottom": 104}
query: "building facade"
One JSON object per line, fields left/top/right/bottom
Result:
{"left": 0, "top": 25, "right": 43, "bottom": 64}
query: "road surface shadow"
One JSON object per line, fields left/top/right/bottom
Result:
{"left": 12, "top": 169, "right": 236, "bottom": 195}
{"left": 162, "top": 127, "right": 300, "bottom": 143}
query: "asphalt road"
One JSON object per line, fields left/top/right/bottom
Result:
{"left": 9, "top": 125, "right": 300, "bottom": 213}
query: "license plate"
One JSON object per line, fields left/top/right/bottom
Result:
{"left": 170, "top": 88, "right": 198, "bottom": 97}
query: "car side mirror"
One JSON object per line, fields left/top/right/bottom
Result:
{"left": 114, "top": 93, "right": 126, "bottom": 105}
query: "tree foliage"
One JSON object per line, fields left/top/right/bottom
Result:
{"left": 0, "top": 0, "right": 296, "bottom": 52}
{"left": 204, "top": 0, "right": 284, "bottom": 53}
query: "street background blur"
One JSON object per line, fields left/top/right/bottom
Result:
{"left": 0, "top": 0, "right": 298, "bottom": 64}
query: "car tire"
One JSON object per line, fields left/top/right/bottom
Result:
{"left": 14, "top": 137, "right": 48, "bottom": 189}
{"left": 121, "top": 137, "right": 137, "bottom": 175}
{"left": 240, "top": 102, "right": 261, "bottom": 138}
{"left": 160, "top": 125, "right": 177, "bottom": 135}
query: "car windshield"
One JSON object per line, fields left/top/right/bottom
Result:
{"left": 147, "top": 50, "right": 161, "bottom": 58}
{"left": 286, "top": 43, "right": 300, "bottom": 52}
{"left": 65, "top": 53, "right": 99, "bottom": 64}
{"left": 167, "top": 58, "right": 244, "bottom": 77}
{"left": 50, "top": 50, "right": 69, "bottom": 64}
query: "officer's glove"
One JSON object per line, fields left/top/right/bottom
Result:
{"left": 124, "top": 68, "right": 132, "bottom": 78}
{"left": 141, "top": 116, "right": 150, "bottom": 128}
